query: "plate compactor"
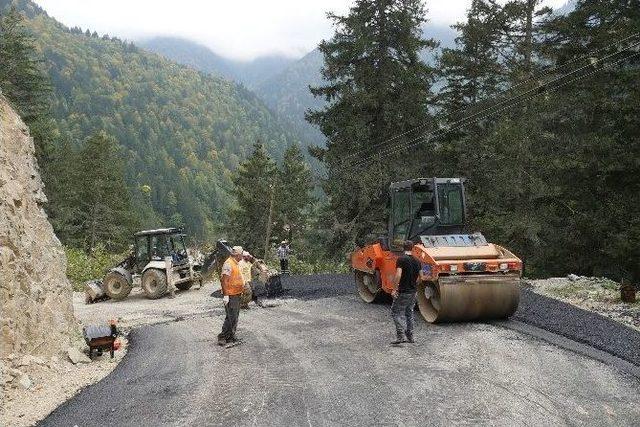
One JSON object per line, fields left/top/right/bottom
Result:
{"left": 351, "top": 178, "right": 521, "bottom": 323}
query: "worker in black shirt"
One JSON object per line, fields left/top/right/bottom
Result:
{"left": 391, "top": 240, "right": 423, "bottom": 345}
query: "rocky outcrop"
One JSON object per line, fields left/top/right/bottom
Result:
{"left": 0, "top": 95, "right": 76, "bottom": 358}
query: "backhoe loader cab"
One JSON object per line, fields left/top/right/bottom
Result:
{"left": 101, "top": 228, "right": 202, "bottom": 301}
{"left": 352, "top": 177, "right": 522, "bottom": 323}
{"left": 133, "top": 229, "right": 189, "bottom": 272}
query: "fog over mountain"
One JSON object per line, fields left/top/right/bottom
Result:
{"left": 141, "top": 22, "right": 458, "bottom": 146}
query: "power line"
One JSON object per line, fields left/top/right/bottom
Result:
{"left": 345, "top": 41, "right": 640, "bottom": 170}
{"left": 306, "top": 36, "right": 640, "bottom": 181}
{"left": 337, "top": 31, "right": 640, "bottom": 164}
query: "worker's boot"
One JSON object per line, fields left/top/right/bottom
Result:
{"left": 405, "top": 332, "right": 415, "bottom": 343}
{"left": 217, "top": 334, "right": 227, "bottom": 346}
{"left": 391, "top": 333, "right": 405, "bottom": 345}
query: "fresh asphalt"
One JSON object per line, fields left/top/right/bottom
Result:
{"left": 41, "top": 275, "right": 640, "bottom": 426}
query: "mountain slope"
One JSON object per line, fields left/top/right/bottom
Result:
{"left": 256, "top": 49, "right": 326, "bottom": 146}
{"left": 255, "top": 23, "right": 457, "bottom": 148}
{"left": 140, "top": 36, "right": 295, "bottom": 88}
{"left": 2, "top": 0, "right": 305, "bottom": 237}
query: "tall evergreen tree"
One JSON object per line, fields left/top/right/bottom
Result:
{"left": 275, "top": 144, "right": 314, "bottom": 243}
{"left": 0, "top": 5, "right": 56, "bottom": 163}
{"left": 433, "top": 0, "right": 556, "bottom": 275}
{"left": 75, "top": 131, "right": 138, "bottom": 251}
{"left": 535, "top": 0, "right": 640, "bottom": 281}
{"left": 307, "top": 0, "right": 438, "bottom": 249}
{"left": 0, "top": 6, "right": 49, "bottom": 120}
{"left": 229, "top": 142, "right": 279, "bottom": 254}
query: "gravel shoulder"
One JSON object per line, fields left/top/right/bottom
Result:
{"left": 526, "top": 276, "right": 640, "bottom": 331}
{"left": 42, "top": 275, "right": 640, "bottom": 426}
{"left": 1, "top": 280, "right": 221, "bottom": 427}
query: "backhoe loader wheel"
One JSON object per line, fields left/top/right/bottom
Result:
{"left": 103, "top": 272, "right": 132, "bottom": 300}
{"left": 176, "top": 281, "right": 194, "bottom": 291}
{"left": 141, "top": 268, "right": 168, "bottom": 299}
{"left": 355, "top": 271, "right": 382, "bottom": 303}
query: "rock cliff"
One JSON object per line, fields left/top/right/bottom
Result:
{"left": 0, "top": 95, "right": 76, "bottom": 358}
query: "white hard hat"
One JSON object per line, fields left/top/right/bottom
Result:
{"left": 242, "top": 251, "right": 250, "bottom": 257}
{"left": 231, "top": 246, "right": 243, "bottom": 255}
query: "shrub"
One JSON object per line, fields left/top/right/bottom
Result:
{"left": 65, "top": 245, "right": 127, "bottom": 291}
{"left": 288, "top": 256, "right": 350, "bottom": 275}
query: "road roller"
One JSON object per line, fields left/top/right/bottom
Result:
{"left": 351, "top": 178, "right": 521, "bottom": 323}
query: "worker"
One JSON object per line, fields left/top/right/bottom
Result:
{"left": 276, "top": 240, "right": 291, "bottom": 274}
{"left": 239, "top": 251, "right": 253, "bottom": 309}
{"left": 390, "top": 240, "right": 423, "bottom": 345}
{"left": 217, "top": 245, "right": 245, "bottom": 346}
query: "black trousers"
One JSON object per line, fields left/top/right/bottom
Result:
{"left": 280, "top": 258, "right": 289, "bottom": 273}
{"left": 391, "top": 292, "right": 416, "bottom": 339}
{"left": 219, "top": 295, "right": 240, "bottom": 341}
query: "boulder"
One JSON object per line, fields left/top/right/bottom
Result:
{"left": 67, "top": 347, "right": 91, "bottom": 364}
{"left": 15, "top": 373, "right": 32, "bottom": 390}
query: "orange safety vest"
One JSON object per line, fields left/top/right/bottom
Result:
{"left": 221, "top": 257, "right": 244, "bottom": 296}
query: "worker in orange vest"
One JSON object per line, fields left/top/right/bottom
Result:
{"left": 217, "top": 246, "right": 245, "bottom": 346}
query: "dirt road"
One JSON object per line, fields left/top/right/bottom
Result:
{"left": 42, "top": 275, "right": 640, "bottom": 426}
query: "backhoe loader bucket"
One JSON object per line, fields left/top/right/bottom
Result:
{"left": 416, "top": 274, "right": 520, "bottom": 323}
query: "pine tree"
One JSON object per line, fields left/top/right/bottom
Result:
{"left": 535, "top": 0, "right": 640, "bottom": 281}
{"left": 75, "top": 131, "right": 139, "bottom": 252}
{"left": 0, "top": 6, "right": 50, "bottom": 121}
{"left": 307, "top": 0, "right": 438, "bottom": 249}
{"left": 275, "top": 144, "right": 314, "bottom": 243}
{"left": 229, "top": 141, "right": 278, "bottom": 254}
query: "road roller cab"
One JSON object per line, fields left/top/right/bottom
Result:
{"left": 351, "top": 178, "right": 522, "bottom": 323}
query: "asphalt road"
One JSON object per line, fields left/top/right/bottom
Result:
{"left": 43, "top": 275, "right": 640, "bottom": 427}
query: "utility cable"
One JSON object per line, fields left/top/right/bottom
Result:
{"left": 343, "top": 39, "right": 640, "bottom": 169}
{"left": 337, "top": 31, "right": 640, "bottom": 163}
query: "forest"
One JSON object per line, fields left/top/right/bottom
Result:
{"left": 0, "top": 0, "right": 307, "bottom": 248}
{"left": 1, "top": 0, "right": 639, "bottom": 282}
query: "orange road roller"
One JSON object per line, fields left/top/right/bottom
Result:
{"left": 351, "top": 178, "right": 521, "bottom": 323}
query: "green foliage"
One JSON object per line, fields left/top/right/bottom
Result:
{"left": 228, "top": 142, "right": 315, "bottom": 256}
{"left": 228, "top": 141, "right": 279, "bottom": 254}
{"left": 0, "top": 5, "right": 49, "bottom": 121}
{"left": 288, "top": 256, "right": 350, "bottom": 275}
{"left": 256, "top": 49, "right": 327, "bottom": 147}
{"left": 65, "top": 245, "right": 126, "bottom": 290}
{"left": 275, "top": 144, "right": 315, "bottom": 239}
{"left": 432, "top": 0, "right": 640, "bottom": 283}
{"left": 0, "top": 0, "right": 306, "bottom": 242}
{"left": 0, "top": 4, "right": 56, "bottom": 164}
{"left": 307, "top": 0, "right": 439, "bottom": 250}
{"left": 47, "top": 131, "right": 139, "bottom": 252}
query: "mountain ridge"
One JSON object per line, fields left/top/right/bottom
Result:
{"left": 1, "top": 0, "right": 307, "bottom": 237}
{"left": 139, "top": 36, "right": 296, "bottom": 88}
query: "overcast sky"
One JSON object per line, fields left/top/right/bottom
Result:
{"left": 33, "top": 0, "right": 568, "bottom": 61}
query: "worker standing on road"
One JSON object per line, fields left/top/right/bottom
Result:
{"left": 217, "top": 246, "right": 245, "bottom": 346}
{"left": 277, "top": 240, "right": 291, "bottom": 274}
{"left": 391, "top": 240, "right": 422, "bottom": 345}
